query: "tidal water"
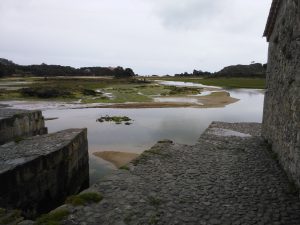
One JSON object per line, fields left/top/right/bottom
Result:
{"left": 42, "top": 87, "right": 265, "bottom": 183}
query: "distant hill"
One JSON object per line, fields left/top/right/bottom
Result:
{"left": 0, "top": 58, "right": 15, "bottom": 66}
{"left": 0, "top": 58, "right": 16, "bottom": 77}
{"left": 213, "top": 63, "right": 267, "bottom": 78}
{"left": 174, "top": 63, "right": 267, "bottom": 78}
{"left": 0, "top": 58, "right": 135, "bottom": 78}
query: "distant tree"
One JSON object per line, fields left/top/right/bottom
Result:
{"left": 124, "top": 68, "right": 135, "bottom": 77}
{"left": 114, "top": 67, "right": 135, "bottom": 78}
{"left": 0, "top": 58, "right": 137, "bottom": 78}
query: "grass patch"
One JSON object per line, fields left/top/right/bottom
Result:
{"left": 137, "top": 85, "right": 169, "bottom": 96}
{"left": 132, "top": 147, "right": 169, "bottom": 166}
{"left": 144, "top": 148, "right": 164, "bottom": 155}
{"left": 147, "top": 197, "right": 161, "bottom": 225}
{"left": 0, "top": 209, "right": 22, "bottom": 225}
{"left": 124, "top": 212, "right": 136, "bottom": 225}
{"left": 36, "top": 209, "right": 69, "bottom": 225}
{"left": 149, "top": 213, "right": 160, "bottom": 225}
{"left": 0, "top": 77, "right": 151, "bottom": 103}
{"left": 163, "top": 86, "right": 201, "bottom": 96}
{"left": 97, "top": 115, "right": 132, "bottom": 125}
{"left": 14, "top": 136, "right": 25, "bottom": 144}
{"left": 119, "top": 165, "right": 130, "bottom": 170}
{"left": 148, "top": 196, "right": 161, "bottom": 207}
{"left": 197, "top": 78, "right": 265, "bottom": 89}
{"left": 0, "top": 208, "right": 5, "bottom": 217}
{"left": 132, "top": 154, "right": 148, "bottom": 166}
{"left": 65, "top": 192, "right": 103, "bottom": 206}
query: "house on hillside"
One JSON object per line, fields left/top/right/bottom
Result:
{"left": 262, "top": 0, "right": 300, "bottom": 187}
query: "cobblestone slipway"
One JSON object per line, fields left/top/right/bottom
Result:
{"left": 22, "top": 122, "right": 300, "bottom": 225}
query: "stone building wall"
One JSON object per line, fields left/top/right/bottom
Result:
{"left": 262, "top": 0, "right": 300, "bottom": 187}
{"left": 0, "top": 129, "right": 89, "bottom": 218}
{"left": 0, "top": 109, "right": 47, "bottom": 145}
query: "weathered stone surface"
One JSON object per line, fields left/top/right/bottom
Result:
{"left": 44, "top": 122, "right": 300, "bottom": 225}
{"left": 0, "top": 129, "right": 89, "bottom": 218}
{"left": 0, "top": 109, "right": 47, "bottom": 145}
{"left": 262, "top": 0, "right": 300, "bottom": 188}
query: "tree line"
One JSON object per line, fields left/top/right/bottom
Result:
{"left": 0, "top": 58, "right": 135, "bottom": 78}
{"left": 174, "top": 63, "right": 266, "bottom": 78}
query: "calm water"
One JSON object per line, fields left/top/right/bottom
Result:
{"left": 42, "top": 87, "right": 265, "bottom": 184}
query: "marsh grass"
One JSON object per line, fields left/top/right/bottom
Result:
{"left": 36, "top": 209, "right": 69, "bottom": 225}
{"left": 0, "top": 209, "right": 22, "bottom": 225}
{"left": 65, "top": 192, "right": 103, "bottom": 206}
{"left": 97, "top": 116, "right": 132, "bottom": 125}
{"left": 14, "top": 136, "right": 25, "bottom": 144}
{"left": 119, "top": 165, "right": 130, "bottom": 170}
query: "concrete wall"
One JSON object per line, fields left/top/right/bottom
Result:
{"left": 0, "top": 109, "right": 47, "bottom": 145}
{"left": 0, "top": 129, "right": 89, "bottom": 218}
{"left": 262, "top": 0, "right": 300, "bottom": 186}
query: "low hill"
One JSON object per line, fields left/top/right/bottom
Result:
{"left": 174, "top": 63, "right": 267, "bottom": 78}
{"left": 213, "top": 63, "right": 267, "bottom": 78}
{"left": 0, "top": 58, "right": 135, "bottom": 78}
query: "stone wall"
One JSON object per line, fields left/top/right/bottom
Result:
{"left": 0, "top": 129, "right": 89, "bottom": 218}
{"left": 262, "top": 0, "right": 300, "bottom": 187}
{"left": 0, "top": 109, "right": 47, "bottom": 145}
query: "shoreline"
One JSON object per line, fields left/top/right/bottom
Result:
{"left": 93, "top": 151, "right": 140, "bottom": 168}
{"left": 0, "top": 91, "right": 239, "bottom": 110}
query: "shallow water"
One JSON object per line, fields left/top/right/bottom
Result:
{"left": 1, "top": 80, "right": 265, "bottom": 183}
{"left": 42, "top": 87, "right": 264, "bottom": 183}
{"left": 157, "top": 80, "right": 221, "bottom": 89}
{"left": 153, "top": 97, "right": 203, "bottom": 104}
{"left": 0, "top": 81, "right": 32, "bottom": 90}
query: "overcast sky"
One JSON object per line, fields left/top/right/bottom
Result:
{"left": 0, "top": 0, "right": 272, "bottom": 75}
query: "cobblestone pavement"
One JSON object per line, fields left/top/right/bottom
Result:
{"left": 48, "top": 122, "right": 300, "bottom": 225}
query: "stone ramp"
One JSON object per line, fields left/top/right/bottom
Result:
{"left": 41, "top": 122, "right": 300, "bottom": 225}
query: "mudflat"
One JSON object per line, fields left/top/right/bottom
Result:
{"left": 93, "top": 151, "right": 139, "bottom": 168}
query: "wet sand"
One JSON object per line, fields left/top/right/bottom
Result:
{"left": 91, "top": 91, "right": 239, "bottom": 109}
{"left": 93, "top": 151, "right": 140, "bottom": 168}
{"left": 1, "top": 91, "right": 239, "bottom": 110}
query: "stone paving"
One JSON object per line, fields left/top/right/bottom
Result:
{"left": 0, "top": 129, "right": 86, "bottom": 172}
{"left": 27, "top": 122, "right": 300, "bottom": 224}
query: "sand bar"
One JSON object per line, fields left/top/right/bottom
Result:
{"left": 93, "top": 151, "right": 140, "bottom": 168}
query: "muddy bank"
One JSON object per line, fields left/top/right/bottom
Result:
{"left": 90, "top": 91, "right": 238, "bottom": 109}
{"left": 93, "top": 151, "right": 139, "bottom": 168}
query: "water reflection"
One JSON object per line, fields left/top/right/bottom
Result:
{"left": 156, "top": 80, "right": 221, "bottom": 89}
{"left": 43, "top": 88, "right": 264, "bottom": 183}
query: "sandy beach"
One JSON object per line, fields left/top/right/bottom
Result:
{"left": 93, "top": 151, "right": 140, "bottom": 168}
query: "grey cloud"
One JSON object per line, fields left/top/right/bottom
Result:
{"left": 150, "top": 0, "right": 224, "bottom": 30}
{"left": 0, "top": 0, "right": 272, "bottom": 75}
